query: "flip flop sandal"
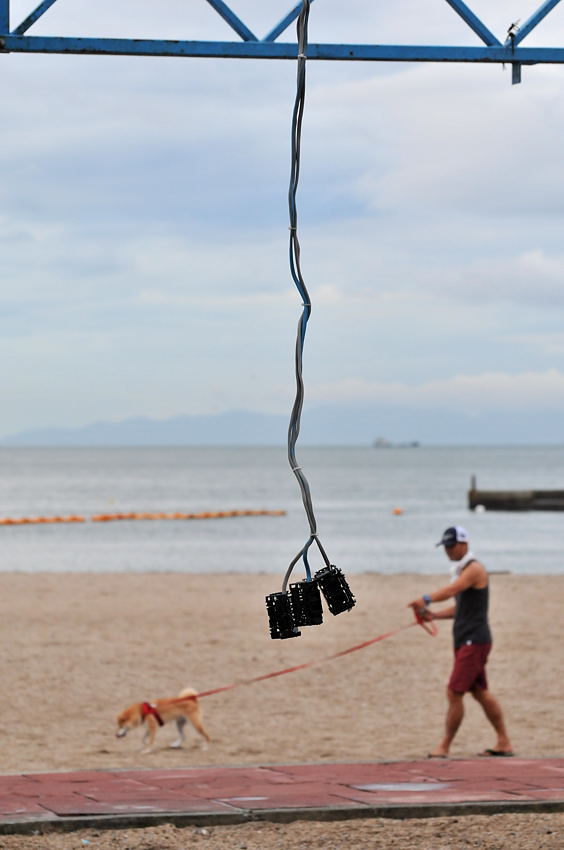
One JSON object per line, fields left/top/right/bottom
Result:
{"left": 478, "top": 749, "right": 514, "bottom": 757}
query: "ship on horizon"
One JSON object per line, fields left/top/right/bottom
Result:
{"left": 372, "top": 437, "right": 420, "bottom": 448}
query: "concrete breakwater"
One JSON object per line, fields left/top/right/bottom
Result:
{"left": 468, "top": 476, "right": 564, "bottom": 511}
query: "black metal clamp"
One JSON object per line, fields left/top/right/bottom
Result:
{"left": 265, "top": 565, "right": 355, "bottom": 639}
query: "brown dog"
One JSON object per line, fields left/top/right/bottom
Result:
{"left": 115, "top": 687, "right": 211, "bottom": 753}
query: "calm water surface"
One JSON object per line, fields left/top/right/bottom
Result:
{"left": 0, "top": 446, "right": 563, "bottom": 575}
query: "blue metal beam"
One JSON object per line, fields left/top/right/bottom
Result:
{"left": 2, "top": 35, "right": 564, "bottom": 65}
{"left": 443, "top": 0, "right": 502, "bottom": 46}
{"left": 0, "top": 0, "right": 563, "bottom": 88}
{"left": 511, "top": 0, "right": 563, "bottom": 46}
{"left": 12, "top": 0, "right": 560, "bottom": 55}
{"left": 0, "top": 0, "right": 8, "bottom": 33}
{"left": 262, "top": 0, "right": 316, "bottom": 43}
{"left": 204, "top": 0, "right": 258, "bottom": 42}
{"left": 12, "top": 0, "right": 58, "bottom": 35}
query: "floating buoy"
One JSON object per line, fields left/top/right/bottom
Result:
{"left": 392, "top": 507, "right": 404, "bottom": 516}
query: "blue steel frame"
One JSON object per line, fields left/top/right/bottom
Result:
{"left": 0, "top": 0, "right": 563, "bottom": 84}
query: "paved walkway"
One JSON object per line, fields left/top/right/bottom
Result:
{"left": 1, "top": 758, "right": 564, "bottom": 834}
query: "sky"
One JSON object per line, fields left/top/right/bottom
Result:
{"left": 2, "top": 0, "right": 564, "bottom": 443}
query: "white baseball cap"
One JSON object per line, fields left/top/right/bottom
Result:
{"left": 436, "top": 526, "right": 469, "bottom": 547}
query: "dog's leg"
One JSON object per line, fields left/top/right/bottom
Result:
{"left": 170, "top": 717, "right": 186, "bottom": 749}
{"left": 189, "top": 706, "right": 212, "bottom": 749}
{"left": 141, "top": 716, "right": 157, "bottom": 753}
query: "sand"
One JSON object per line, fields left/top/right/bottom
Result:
{"left": 3, "top": 815, "right": 564, "bottom": 850}
{"left": 1, "top": 571, "right": 563, "bottom": 848}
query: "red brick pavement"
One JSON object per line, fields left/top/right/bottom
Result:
{"left": 1, "top": 758, "right": 564, "bottom": 834}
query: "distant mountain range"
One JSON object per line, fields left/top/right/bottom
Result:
{"left": 0, "top": 406, "right": 561, "bottom": 446}
{"left": 0, "top": 407, "right": 413, "bottom": 446}
{"left": 0, "top": 411, "right": 288, "bottom": 447}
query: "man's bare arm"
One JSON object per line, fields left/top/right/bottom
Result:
{"left": 430, "top": 605, "right": 456, "bottom": 620}
{"left": 408, "top": 562, "right": 486, "bottom": 613}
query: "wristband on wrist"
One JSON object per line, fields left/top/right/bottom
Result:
{"left": 422, "top": 594, "right": 432, "bottom": 605}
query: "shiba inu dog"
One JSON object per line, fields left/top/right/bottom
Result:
{"left": 115, "top": 687, "right": 211, "bottom": 753}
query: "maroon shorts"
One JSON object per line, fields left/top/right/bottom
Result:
{"left": 448, "top": 643, "right": 491, "bottom": 694}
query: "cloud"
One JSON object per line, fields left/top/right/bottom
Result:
{"left": 505, "top": 332, "right": 564, "bottom": 356}
{"left": 426, "top": 248, "right": 564, "bottom": 309}
{"left": 308, "top": 369, "right": 564, "bottom": 412}
{"left": 305, "top": 60, "right": 564, "bottom": 219}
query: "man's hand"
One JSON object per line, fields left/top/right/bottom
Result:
{"left": 408, "top": 599, "right": 434, "bottom": 621}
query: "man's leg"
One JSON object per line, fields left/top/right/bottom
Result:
{"left": 471, "top": 687, "right": 513, "bottom": 753}
{"left": 430, "top": 688, "right": 464, "bottom": 757}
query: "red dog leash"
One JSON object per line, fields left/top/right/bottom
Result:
{"left": 177, "top": 616, "right": 437, "bottom": 703}
{"left": 414, "top": 608, "right": 439, "bottom": 637}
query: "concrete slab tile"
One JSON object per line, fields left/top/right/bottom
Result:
{"left": 334, "top": 787, "right": 519, "bottom": 804}
{"left": 23, "top": 771, "right": 114, "bottom": 783}
{"left": 217, "top": 793, "right": 364, "bottom": 810}
{"left": 153, "top": 767, "right": 295, "bottom": 791}
{"left": 518, "top": 789, "right": 564, "bottom": 800}
{"left": 0, "top": 799, "right": 53, "bottom": 816}
{"left": 40, "top": 794, "right": 236, "bottom": 816}
{"left": 36, "top": 797, "right": 133, "bottom": 816}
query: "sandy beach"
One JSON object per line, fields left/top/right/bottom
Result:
{"left": 1, "top": 571, "right": 563, "bottom": 847}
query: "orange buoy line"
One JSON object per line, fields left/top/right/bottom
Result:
{"left": 90, "top": 509, "right": 286, "bottom": 521}
{"left": 0, "top": 510, "right": 286, "bottom": 526}
{"left": 0, "top": 516, "right": 86, "bottom": 525}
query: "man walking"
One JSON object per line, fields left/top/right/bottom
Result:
{"left": 409, "top": 526, "right": 513, "bottom": 758}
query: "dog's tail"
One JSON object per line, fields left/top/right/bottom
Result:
{"left": 177, "top": 687, "right": 198, "bottom": 701}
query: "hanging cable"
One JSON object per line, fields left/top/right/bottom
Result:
{"left": 285, "top": 0, "right": 324, "bottom": 588}
{"left": 264, "top": 0, "right": 356, "bottom": 640}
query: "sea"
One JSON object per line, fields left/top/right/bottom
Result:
{"left": 0, "top": 445, "right": 563, "bottom": 576}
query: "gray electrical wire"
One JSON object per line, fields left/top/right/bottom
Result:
{"left": 283, "top": 0, "right": 331, "bottom": 592}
